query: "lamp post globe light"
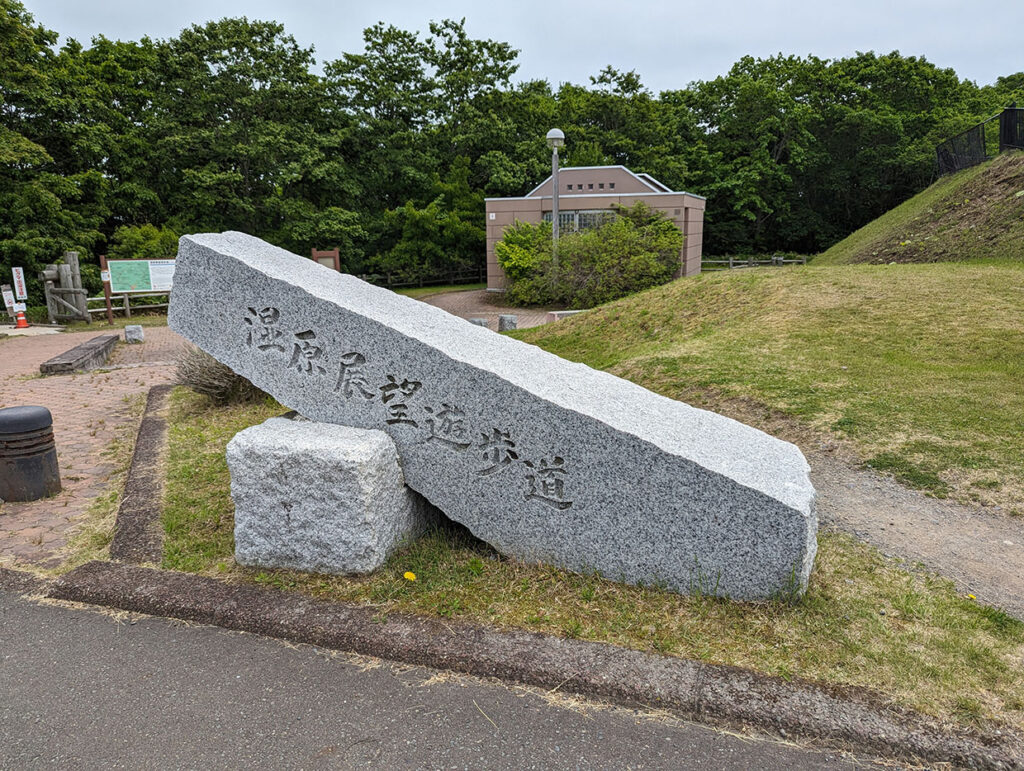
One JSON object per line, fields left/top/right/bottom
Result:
{"left": 546, "top": 128, "right": 565, "bottom": 265}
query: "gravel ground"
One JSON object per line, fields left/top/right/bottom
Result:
{"left": 811, "top": 448, "right": 1024, "bottom": 619}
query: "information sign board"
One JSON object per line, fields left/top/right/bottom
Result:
{"left": 107, "top": 260, "right": 175, "bottom": 293}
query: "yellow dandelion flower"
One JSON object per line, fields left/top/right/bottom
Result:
{"left": 968, "top": 594, "right": 976, "bottom": 600}
{"left": 404, "top": 571, "right": 417, "bottom": 581}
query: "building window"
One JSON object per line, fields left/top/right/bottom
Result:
{"left": 588, "top": 183, "right": 594, "bottom": 189}
{"left": 599, "top": 183, "right": 605, "bottom": 189}
{"left": 543, "top": 209, "right": 616, "bottom": 232}
{"left": 609, "top": 182, "right": 615, "bottom": 190}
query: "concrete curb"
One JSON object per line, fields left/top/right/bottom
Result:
{"left": 0, "top": 566, "right": 45, "bottom": 594}
{"left": 46, "top": 560, "right": 1024, "bottom": 769}
{"left": 108, "top": 385, "right": 172, "bottom": 563}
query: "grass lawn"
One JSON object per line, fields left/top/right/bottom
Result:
{"left": 162, "top": 387, "right": 1024, "bottom": 731}
{"left": 515, "top": 262, "right": 1024, "bottom": 513}
{"left": 63, "top": 313, "right": 170, "bottom": 332}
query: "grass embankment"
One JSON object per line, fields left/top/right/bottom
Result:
{"left": 163, "top": 387, "right": 1024, "bottom": 730}
{"left": 816, "top": 151, "right": 1024, "bottom": 265}
{"left": 517, "top": 263, "right": 1024, "bottom": 513}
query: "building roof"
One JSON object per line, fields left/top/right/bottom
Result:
{"left": 497, "top": 164, "right": 703, "bottom": 201}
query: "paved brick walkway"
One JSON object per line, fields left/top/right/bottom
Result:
{"left": 419, "top": 289, "right": 554, "bottom": 330}
{"left": 0, "top": 326, "right": 185, "bottom": 569}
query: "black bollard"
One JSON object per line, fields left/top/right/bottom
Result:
{"left": 0, "top": 406, "right": 61, "bottom": 502}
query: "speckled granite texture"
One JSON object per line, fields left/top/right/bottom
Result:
{"left": 170, "top": 232, "right": 817, "bottom": 599}
{"left": 227, "top": 418, "right": 429, "bottom": 574}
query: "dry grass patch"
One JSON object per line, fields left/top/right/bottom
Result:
{"left": 162, "top": 388, "right": 1024, "bottom": 732}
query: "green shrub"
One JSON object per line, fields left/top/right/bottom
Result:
{"left": 496, "top": 203, "right": 683, "bottom": 308}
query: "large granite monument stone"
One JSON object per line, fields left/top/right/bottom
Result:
{"left": 170, "top": 232, "right": 817, "bottom": 600}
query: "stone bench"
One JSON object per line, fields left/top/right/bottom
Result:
{"left": 545, "top": 310, "right": 586, "bottom": 323}
{"left": 39, "top": 334, "right": 119, "bottom": 375}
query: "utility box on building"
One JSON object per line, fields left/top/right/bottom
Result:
{"left": 485, "top": 165, "right": 705, "bottom": 291}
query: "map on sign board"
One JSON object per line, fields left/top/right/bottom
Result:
{"left": 107, "top": 260, "right": 175, "bottom": 293}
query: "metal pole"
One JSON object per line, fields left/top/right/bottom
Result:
{"left": 551, "top": 146, "right": 560, "bottom": 267}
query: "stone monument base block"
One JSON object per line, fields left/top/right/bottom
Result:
{"left": 227, "top": 417, "right": 431, "bottom": 575}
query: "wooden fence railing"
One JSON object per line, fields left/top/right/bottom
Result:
{"left": 86, "top": 292, "right": 169, "bottom": 318}
{"left": 702, "top": 255, "right": 807, "bottom": 271}
{"left": 81, "top": 267, "right": 486, "bottom": 320}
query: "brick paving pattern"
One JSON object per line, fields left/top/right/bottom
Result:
{"left": 419, "top": 289, "right": 554, "bottom": 330}
{"left": 0, "top": 326, "right": 185, "bottom": 568}
{"left": 0, "top": 291, "right": 545, "bottom": 569}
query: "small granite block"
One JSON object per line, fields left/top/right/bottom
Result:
{"left": 170, "top": 232, "right": 817, "bottom": 600}
{"left": 226, "top": 417, "right": 430, "bottom": 575}
{"left": 468, "top": 318, "right": 489, "bottom": 328}
{"left": 124, "top": 325, "right": 145, "bottom": 344}
{"left": 498, "top": 315, "right": 517, "bottom": 332}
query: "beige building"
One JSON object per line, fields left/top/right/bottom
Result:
{"left": 485, "top": 165, "right": 705, "bottom": 291}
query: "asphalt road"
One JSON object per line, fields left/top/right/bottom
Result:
{"left": 0, "top": 589, "right": 872, "bottom": 769}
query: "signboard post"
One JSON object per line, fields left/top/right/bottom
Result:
{"left": 1, "top": 284, "right": 15, "bottom": 318}
{"left": 12, "top": 268, "right": 27, "bottom": 301}
{"left": 99, "top": 255, "right": 114, "bottom": 325}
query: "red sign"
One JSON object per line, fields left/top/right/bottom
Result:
{"left": 12, "top": 267, "right": 27, "bottom": 301}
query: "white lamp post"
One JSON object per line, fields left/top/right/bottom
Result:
{"left": 546, "top": 128, "right": 565, "bottom": 265}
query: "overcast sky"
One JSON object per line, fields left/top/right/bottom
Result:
{"left": 21, "top": 0, "right": 1024, "bottom": 93}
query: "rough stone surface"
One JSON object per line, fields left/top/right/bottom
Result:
{"left": 226, "top": 417, "right": 430, "bottom": 575}
{"left": 170, "top": 232, "right": 817, "bottom": 599}
{"left": 497, "top": 314, "right": 517, "bottom": 332}
{"left": 124, "top": 325, "right": 144, "bottom": 344}
{"left": 468, "top": 318, "right": 489, "bottom": 328}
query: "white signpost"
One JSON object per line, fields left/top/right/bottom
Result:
{"left": 1, "top": 285, "right": 15, "bottom": 317}
{"left": 12, "top": 267, "right": 27, "bottom": 300}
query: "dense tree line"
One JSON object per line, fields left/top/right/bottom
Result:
{"left": 2, "top": 0, "right": 1021, "bottom": 298}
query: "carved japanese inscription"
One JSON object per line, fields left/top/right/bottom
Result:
{"left": 170, "top": 232, "right": 817, "bottom": 600}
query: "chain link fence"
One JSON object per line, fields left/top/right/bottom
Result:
{"left": 936, "top": 107, "right": 1024, "bottom": 176}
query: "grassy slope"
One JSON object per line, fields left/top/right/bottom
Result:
{"left": 816, "top": 152, "right": 1024, "bottom": 265}
{"left": 515, "top": 264, "right": 1024, "bottom": 512}
{"left": 162, "top": 388, "right": 1024, "bottom": 730}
